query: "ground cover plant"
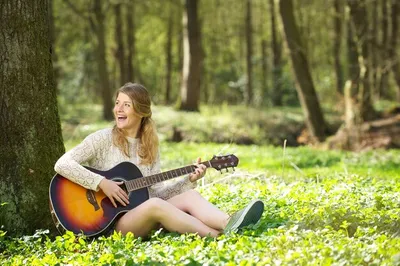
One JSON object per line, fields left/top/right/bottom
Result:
{"left": 1, "top": 105, "right": 399, "bottom": 265}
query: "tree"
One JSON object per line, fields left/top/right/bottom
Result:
{"left": 0, "top": 0, "right": 65, "bottom": 235}
{"left": 389, "top": 0, "right": 400, "bottom": 101}
{"left": 125, "top": 1, "right": 136, "bottom": 83}
{"left": 270, "top": 0, "right": 283, "bottom": 106}
{"left": 165, "top": 2, "right": 174, "bottom": 104}
{"left": 179, "top": 0, "right": 203, "bottom": 111}
{"left": 114, "top": 3, "right": 126, "bottom": 86}
{"left": 333, "top": 0, "right": 344, "bottom": 94}
{"left": 345, "top": 0, "right": 376, "bottom": 127}
{"left": 93, "top": 0, "right": 113, "bottom": 120}
{"left": 245, "top": 0, "right": 253, "bottom": 105}
{"left": 278, "top": 0, "right": 328, "bottom": 141}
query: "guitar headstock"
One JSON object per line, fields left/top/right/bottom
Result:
{"left": 209, "top": 154, "right": 239, "bottom": 172}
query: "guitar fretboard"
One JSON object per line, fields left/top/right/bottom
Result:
{"left": 125, "top": 162, "right": 211, "bottom": 192}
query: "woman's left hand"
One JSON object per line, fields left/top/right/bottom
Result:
{"left": 189, "top": 157, "right": 207, "bottom": 182}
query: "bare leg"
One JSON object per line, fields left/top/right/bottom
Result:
{"left": 167, "top": 189, "right": 230, "bottom": 231}
{"left": 115, "top": 197, "right": 221, "bottom": 238}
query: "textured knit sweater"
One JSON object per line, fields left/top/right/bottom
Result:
{"left": 54, "top": 128, "right": 196, "bottom": 200}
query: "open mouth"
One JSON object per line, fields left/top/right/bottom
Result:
{"left": 117, "top": 116, "right": 127, "bottom": 122}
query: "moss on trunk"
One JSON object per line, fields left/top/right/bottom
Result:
{"left": 0, "top": 0, "right": 65, "bottom": 235}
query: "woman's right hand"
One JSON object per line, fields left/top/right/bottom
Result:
{"left": 98, "top": 178, "right": 130, "bottom": 208}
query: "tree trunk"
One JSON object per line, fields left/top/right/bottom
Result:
{"left": 333, "top": 0, "right": 344, "bottom": 94}
{"left": 378, "top": 0, "right": 389, "bottom": 99}
{"left": 165, "top": 3, "right": 174, "bottom": 104}
{"left": 261, "top": 39, "right": 268, "bottom": 104}
{"left": 114, "top": 3, "right": 126, "bottom": 85}
{"left": 245, "top": 0, "right": 253, "bottom": 105}
{"left": 93, "top": 0, "right": 113, "bottom": 120}
{"left": 278, "top": 0, "right": 327, "bottom": 142}
{"left": 179, "top": 0, "right": 203, "bottom": 111}
{"left": 369, "top": 0, "right": 379, "bottom": 93}
{"left": 49, "top": 0, "right": 59, "bottom": 88}
{"left": 0, "top": 0, "right": 65, "bottom": 235}
{"left": 389, "top": 0, "right": 400, "bottom": 102}
{"left": 270, "top": 0, "right": 283, "bottom": 106}
{"left": 346, "top": 0, "right": 376, "bottom": 126}
{"left": 126, "top": 1, "right": 135, "bottom": 82}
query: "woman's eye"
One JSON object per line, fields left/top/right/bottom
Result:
{"left": 124, "top": 103, "right": 130, "bottom": 107}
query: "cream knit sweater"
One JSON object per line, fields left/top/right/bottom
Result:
{"left": 54, "top": 128, "right": 196, "bottom": 200}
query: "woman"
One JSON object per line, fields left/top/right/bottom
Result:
{"left": 54, "top": 82, "right": 264, "bottom": 238}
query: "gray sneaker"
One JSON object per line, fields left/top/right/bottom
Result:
{"left": 224, "top": 199, "right": 264, "bottom": 233}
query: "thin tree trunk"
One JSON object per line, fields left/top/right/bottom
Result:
{"left": 389, "top": 0, "right": 400, "bottom": 102}
{"left": 333, "top": 0, "right": 344, "bottom": 94}
{"left": 179, "top": 0, "right": 203, "bottom": 111}
{"left": 261, "top": 39, "right": 268, "bottom": 104}
{"left": 165, "top": 3, "right": 173, "bottom": 104}
{"left": 126, "top": 1, "right": 135, "bottom": 82}
{"left": 0, "top": 0, "right": 65, "bottom": 235}
{"left": 114, "top": 3, "right": 126, "bottom": 85}
{"left": 278, "top": 0, "right": 327, "bottom": 141}
{"left": 270, "top": 0, "right": 283, "bottom": 106}
{"left": 370, "top": 0, "right": 379, "bottom": 93}
{"left": 245, "top": 0, "right": 253, "bottom": 105}
{"left": 378, "top": 0, "right": 389, "bottom": 98}
{"left": 93, "top": 0, "right": 113, "bottom": 120}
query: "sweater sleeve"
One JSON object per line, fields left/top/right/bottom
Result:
{"left": 148, "top": 152, "right": 197, "bottom": 200}
{"left": 54, "top": 132, "right": 105, "bottom": 191}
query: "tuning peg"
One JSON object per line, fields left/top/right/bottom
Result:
{"left": 232, "top": 167, "right": 235, "bottom": 172}
{"left": 220, "top": 170, "right": 223, "bottom": 174}
{"left": 226, "top": 168, "right": 229, "bottom": 173}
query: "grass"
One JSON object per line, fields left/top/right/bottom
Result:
{"left": 1, "top": 104, "right": 399, "bottom": 265}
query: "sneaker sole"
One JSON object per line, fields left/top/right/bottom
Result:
{"left": 228, "top": 200, "right": 264, "bottom": 231}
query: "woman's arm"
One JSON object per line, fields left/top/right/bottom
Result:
{"left": 54, "top": 132, "right": 105, "bottom": 191}
{"left": 148, "top": 153, "right": 199, "bottom": 200}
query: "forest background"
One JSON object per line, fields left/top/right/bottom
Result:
{"left": 1, "top": 0, "right": 400, "bottom": 265}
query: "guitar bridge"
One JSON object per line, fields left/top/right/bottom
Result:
{"left": 86, "top": 190, "right": 100, "bottom": 211}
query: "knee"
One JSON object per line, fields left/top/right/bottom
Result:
{"left": 143, "top": 197, "right": 168, "bottom": 218}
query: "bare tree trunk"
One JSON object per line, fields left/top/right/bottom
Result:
{"left": 126, "top": 1, "right": 135, "bottom": 82}
{"left": 333, "top": 0, "right": 344, "bottom": 94}
{"left": 165, "top": 3, "right": 173, "bottom": 104}
{"left": 278, "top": 0, "right": 327, "bottom": 141}
{"left": 378, "top": 0, "right": 389, "bottom": 99}
{"left": 179, "top": 0, "right": 203, "bottom": 111}
{"left": 114, "top": 3, "right": 126, "bottom": 85}
{"left": 270, "top": 0, "right": 283, "bottom": 106}
{"left": 245, "top": 0, "right": 253, "bottom": 105}
{"left": 370, "top": 0, "right": 379, "bottom": 93}
{"left": 261, "top": 39, "right": 268, "bottom": 104}
{"left": 345, "top": 0, "right": 376, "bottom": 127}
{"left": 389, "top": 0, "right": 400, "bottom": 102}
{"left": 93, "top": 0, "right": 113, "bottom": 120}
{"left": 0, "top": 0, "right": 65, "bottom": 235}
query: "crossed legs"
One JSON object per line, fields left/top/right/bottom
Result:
{"left": 115, "top": 189, "right": 229, "bottom": 238}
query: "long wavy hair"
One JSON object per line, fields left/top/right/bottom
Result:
{"left": 112, "top": 83, "right": 159, "bottom": 165}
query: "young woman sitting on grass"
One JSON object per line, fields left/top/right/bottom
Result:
{"left": 54, "top": 82, "right": 264, "bottom": 238}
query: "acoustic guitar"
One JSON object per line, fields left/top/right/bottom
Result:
{"left": 49, "top": 154, "right": 239, "bottom": 237}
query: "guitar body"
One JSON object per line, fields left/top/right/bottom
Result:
{"left": 49, "top": 162, "right": 149, "bottom": 237}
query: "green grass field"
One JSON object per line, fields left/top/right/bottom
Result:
{"left": 1, "top": 104, "right": 399, "bottom": 265}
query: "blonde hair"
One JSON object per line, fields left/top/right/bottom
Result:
{"left": 112, "top": 83, "right": 159, "bottom": 165}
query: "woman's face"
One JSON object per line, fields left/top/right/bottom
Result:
{"left": 113, "top": 92, "right": 142, "bottom": 133}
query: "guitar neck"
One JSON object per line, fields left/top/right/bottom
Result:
{"left": 124, "top": 161, "right": 212, "bottom": 192}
